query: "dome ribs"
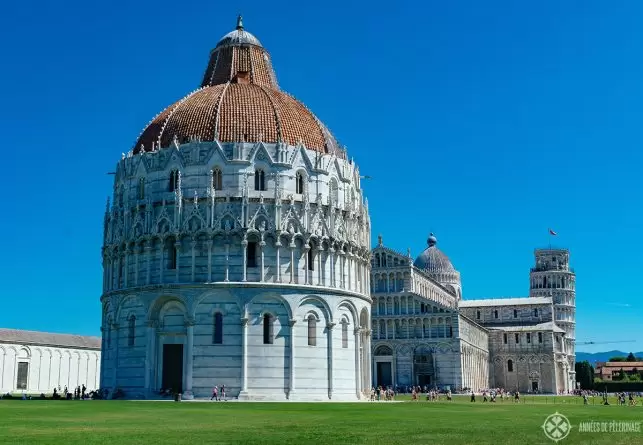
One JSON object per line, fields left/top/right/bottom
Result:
{"left": 219, "top": 84, "right": 278, "bottom": 143}
{"left": 266, "top": 90, "right": 327, "bottom": 151}
{"left": 160, "top": 87, "right": 221, "bottom": 147}
{"left": 209, "top": 46, "right": 235, "bottom": 86}
{"left": 248, "top": 46, "right": 276, "bottom": 89}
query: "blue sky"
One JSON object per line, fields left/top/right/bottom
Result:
{"left": 1, "top": 1, "right": 641, "bottom": 354}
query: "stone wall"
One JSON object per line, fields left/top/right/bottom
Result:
{"left": 0, "top": 343, "right": 100, "bottom": 393}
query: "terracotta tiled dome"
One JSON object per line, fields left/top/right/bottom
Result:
{"left": 133, "top": 17, "right": 342, "bottom": 156}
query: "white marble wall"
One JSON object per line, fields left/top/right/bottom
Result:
{"left": 101, "top": 286, "right": 371, "bottom": 400}
{"left": 0, "top": 343, "right": 100, "bottom": 393}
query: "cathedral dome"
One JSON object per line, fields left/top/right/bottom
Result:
{"left": 414, "top": 233, "right": 457, "bottom": 274}
{"left": 133, "top": 17, "right": 342, "bottom": 156}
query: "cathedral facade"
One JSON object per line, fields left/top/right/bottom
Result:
{"left": 370, "top": 235, "right": 576, "bottom": 394}
{"left": 100, "top": 18, "right": 372, "bottom": 401}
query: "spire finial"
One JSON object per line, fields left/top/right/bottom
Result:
{"left": 428, "top": 232, "right": 437, "bottom": 247}
{"left": 236, "top": 14, "right": 244, "bottom": 30}
{"left": 377, "top": 234, "right": 383, "bottom": 246}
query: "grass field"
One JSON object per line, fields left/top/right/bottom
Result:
{"left": 0, "top": 396, "right": 640, "bottom": 445}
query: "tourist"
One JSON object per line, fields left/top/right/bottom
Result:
{"left": 220, "top": 384, "right": 226, "bottom": 401}
{"left": 470, "top": 390, "right": 475, "bottom": 402}
{"left": 211, "top": 385, "right": 219, "bottom": 401}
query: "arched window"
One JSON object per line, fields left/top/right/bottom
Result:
{"left": 534, "top": 308, "right": 539, "bottom": 317}
{"left": 538, "top": 332, "right": 543, "bottom": 344}
{"left": 254, "top": 169, "right": 265, "bottom": 191}
{"left": 247, "top": 241, "right": 257, "bottom": 268}
{"left": 213, "top": 312, "right": 223, "bottom": 344}
{"left": 341, "top": 320, "right": 348, "bottom": 348}
{"left": 168, "top": 242, "right": 178, "bottom": 270}
{"left": 515, "top": 333, "right": 520, "bottom": 344}
{"left": 503, "top": 333, "right": 507, "bottom": 344}
{"left": 507, "top": 359, "right": 514, "bottom": 372}
{"left": 307, "top": 248, "right": 314, "bottom": 271}
{"left": 330, "top": 178, "right": 338, "bottom": 204}
{"left": 307, "top": 315, "right": 317, "bottom": 346}
{"left": 128, "top": 315, "right": 136, "bottom": 347}
{"left": 138, "top": 178, "right": 145, "bottom": 200}
{"left": 263, "top": 313, "right": 274, "bottom": 344}
{"left": 212, "top": 168, "right": 223, "bottom": 190}
{"left": 296, "top": 171, "right": 305, "bottom": 194}
{"left": 543, "top": 276, "right": 548, "bottom": 288}
{"left": 476, "top": 310, "right": 481, "bottom": 320}
{"left": 494, "top": 310, "right": 498, "bottom": 319}
{"left": 169, "top": 170, "right": 179, "bottom": 192}
{"left": 513, "top": 309, "right": 518, "bottom": 318}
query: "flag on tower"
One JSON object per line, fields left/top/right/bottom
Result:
{"left": 549, "top": 228, "right": 557, "bottom": 236}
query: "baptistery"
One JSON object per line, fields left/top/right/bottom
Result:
{"left": 99, "top": 17, "right": 372, "bottom": 400}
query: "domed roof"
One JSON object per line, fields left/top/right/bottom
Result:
{"left": 134, "top": 83, "right": 340, "bottom": 154}
{"left": 414, "top": 233, "right": 457, "bottom": 274}
{"left": 215, "top": 16, "right": 262, "bottom": 48}
{"left": 132, "top": 17, "right": 343, "bottom": 157}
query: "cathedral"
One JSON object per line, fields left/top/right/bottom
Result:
{"left": 100, "top": 17, "right": 371, "bottom": 401}
{"left": 370, "top": 234, "right": 576, "bottom": 394}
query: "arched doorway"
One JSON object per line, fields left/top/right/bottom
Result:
{"left": 413, "top": 346, "right": 434, "bottom": 387}
{"left": 374, "top": 345, "right": 393, "bottom": 388}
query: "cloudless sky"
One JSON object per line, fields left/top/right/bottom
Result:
{"left": 1, "top": 1, "right": 641, "bottom": 354}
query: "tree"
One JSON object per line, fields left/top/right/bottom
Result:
{"left": 609, "top": 357, "right": 627, "bottom": 362}
{"left": 575, "top": 361, "right": 595, "bottom": 390}
{"left": 626, "top": 352, "right": 637, "bottom": 362}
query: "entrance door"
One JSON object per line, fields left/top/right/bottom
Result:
{"left": 376, "top": 362, "right": 392, "bottom": 387}
{"left": 417, "top": 374, "right": 431, "bottom": 387}
{"left": 531, "top": 381, "right": 539, "bottom": 392}
{"left": 162, "top": 344, "right": 184, "bottom": 393}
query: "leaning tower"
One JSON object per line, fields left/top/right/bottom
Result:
{"left": 529, "top": 248, "right": 576, "bottom": 390}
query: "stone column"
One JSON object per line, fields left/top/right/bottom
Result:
{"left": 159, "top": 243, "right": 165, "bottom": 283}
{"left": 183, "top": 318, "right": 194, "bottom": 399}
{"left": 260, "top": 240, "right": 266, "bottom": 282}
{"left": 289, "top": 319, "right": 297, "bottom": 399}
{"left": 174, "top": 241, "right": 181, "bottom": 283}
{"left": 365, "top": 329, "right": 371, "bottom": 390}
{"left": 239, "top": 317, "right": 249, "bottom": 399}
{"left": 303, "top": 246, "right": 310, "bottom": 285}
{"left": 289, "top": 244, "right": 295, "bottom": 284}
{"left": 329, "top": 248, "right": 335, "bottom": 287}
{"left": 190, "top": 240, "right": 196, "bottom": 282}
{"left": 242, "top": 239, "right": 248, "bottom": 282}
{"left": 124, "top": 249, "right": 129, "bottom": 287}
{"left": 111, "top": 323, "right": 120, "bottom": 395}
{"left": 354, "top": 327, "right": 361, "bottom": 398}
{"left": 134, "top": 246, "right": 140, "bottom": 286}
{"left": 144, "top": 320, "right": 156, "bottom": 396}
{"left": 347, "top": 253, "right": 352, "bottom": 291}
{"left": 327, "top": 322, "right": 335, "bottom": 399}
{"left": 275, "top": 241, "right": 282, "bottom": 283}
{"left": 207, "top": 240, "right": 213, "bottom": 282}
{"left": 317, "top": 249, "right": 322, "bottom": 286}
{"left": 224, "top": 243, "right": 230, "bottom": 282}
{"left": 145, "top": 241, "right": 152, "bottom": 285}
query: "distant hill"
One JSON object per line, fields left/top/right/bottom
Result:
{"left": 576, "top": 351, "right": 643, "bottom": 364}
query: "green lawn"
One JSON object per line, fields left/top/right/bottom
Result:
{"left": 0, "top": 397, "right": 640, "bottom": 445}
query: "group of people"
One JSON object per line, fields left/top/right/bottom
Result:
{"left": 210, "top": 385, "right": 227, "bottom": 401}
{"left": 369, "top": 386, "right": 396, "bottom": 401}
{"left": 470, "top": 388, "right": 518, "bottom": 403}
{"left": 52, "top": 385, "right": 91, "bottom": 400}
